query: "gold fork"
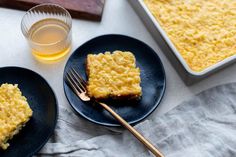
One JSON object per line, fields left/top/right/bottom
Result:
{"left": 65, "top": 68, "right": 164, "bottom": 157}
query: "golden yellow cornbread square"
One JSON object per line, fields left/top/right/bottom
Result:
{"left": 86, "top": 51, "right": 142, "bottom": 100}
{"left": 0, "top": 83, "right": 33, "bottom": 150}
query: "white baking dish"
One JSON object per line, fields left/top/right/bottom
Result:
{"left": 129, "top": 0, "right": 236, "bottom": 85}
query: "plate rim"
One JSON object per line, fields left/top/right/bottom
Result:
{"left": 0, "top": 66, "right": 58, "bottom": 157}
{"left": 63, "top": 34, "right": 166, "bottom": 127}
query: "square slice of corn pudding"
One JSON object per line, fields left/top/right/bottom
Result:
{"left": 0, "top": 83, "right": 33, "bottom": 150}
{"left": 86, "top": 51, "right": 142, "bottom": 100}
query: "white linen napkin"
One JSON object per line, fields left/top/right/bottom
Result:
{"left": 37, "top": 83, "right": 236, "bottom": 157}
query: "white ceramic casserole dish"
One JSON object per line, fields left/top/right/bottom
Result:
{"left": 129, "top": 0, "right": 236, "bottom": 85}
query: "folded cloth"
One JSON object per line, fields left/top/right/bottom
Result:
{"left": 37, "top": 83, "right": 236, "bottom": 157}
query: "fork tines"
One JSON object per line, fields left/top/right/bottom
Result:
{"left": 66, "top": 67, "right": 87, "bottom": 93}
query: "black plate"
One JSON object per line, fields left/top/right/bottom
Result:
{"left": 0, "top": 67, "right": 58, "bottom": 157}
{"left": 63, "top": 34, "right": 166, "bottom": 126}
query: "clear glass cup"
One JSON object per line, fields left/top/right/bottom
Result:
{"left": 21, "top": 3, "right": 72, "bottom": 63}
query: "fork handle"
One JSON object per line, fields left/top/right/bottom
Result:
{"left": 99, "top": 102, "right": 164, "bottom": 157}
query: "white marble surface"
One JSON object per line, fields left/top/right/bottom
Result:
{"left": 0, "top": 0, "right": 236, "bottom": 125}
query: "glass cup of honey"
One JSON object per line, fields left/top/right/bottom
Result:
{"left": 21, "top": 3, "right": 72, "bottom": 63}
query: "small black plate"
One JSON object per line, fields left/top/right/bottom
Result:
{"left": 0, "top": 67, "right": 58, "bottom": 157}
{"left": 63, "top": 34, "right": 166, "bottom": 127}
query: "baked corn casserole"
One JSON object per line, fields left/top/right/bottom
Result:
{"left": 0, "top": 83, "right": 32, "bottom": 150}
{"left": 86, "top": 51, "right": 142, "bottom": 100}
{"left": 144, "top": 0, "right": 236, "bottom": 72}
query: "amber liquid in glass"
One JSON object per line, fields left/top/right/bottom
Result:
{"left": 28, "top": 18, "right": 71, "bottom": 63}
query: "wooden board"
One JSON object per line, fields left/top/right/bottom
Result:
{"left": 0, "top": 0, "right": 105, "bottom": 21}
